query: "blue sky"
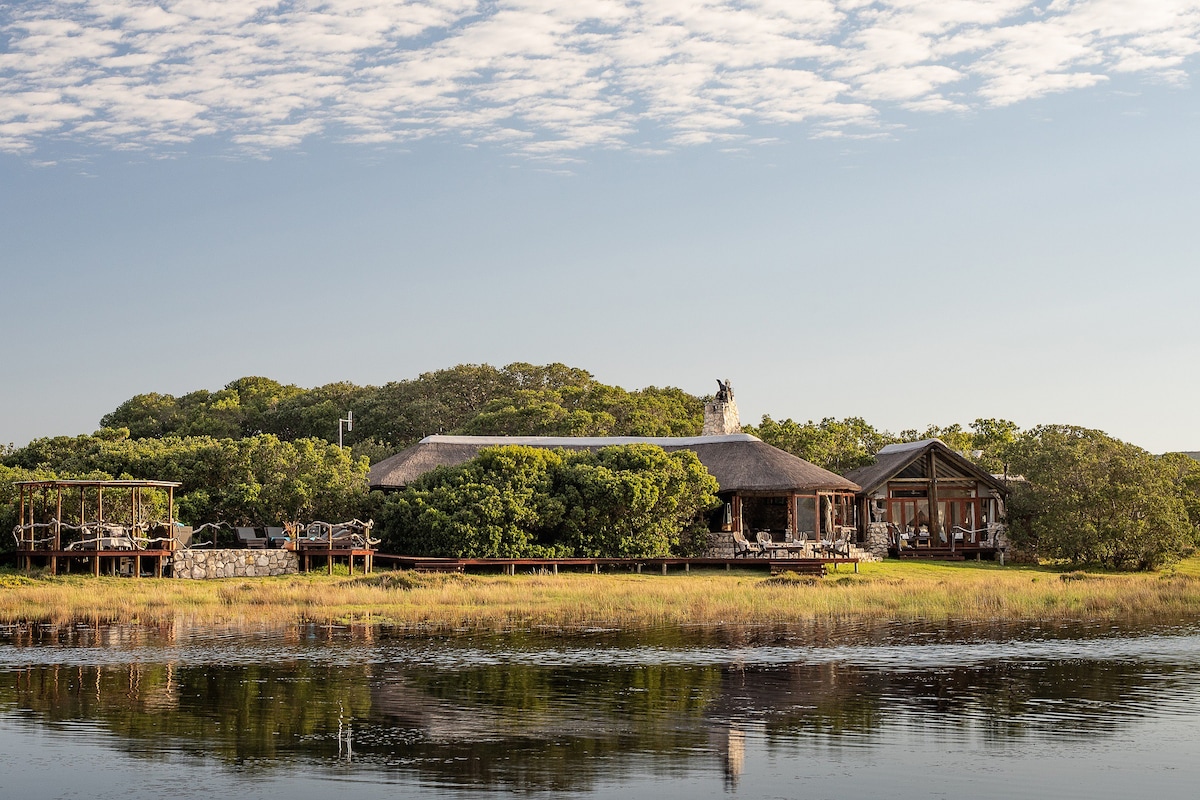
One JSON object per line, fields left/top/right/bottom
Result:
{"left": 2, "top": 1, "right": 1198, "bottom": 454}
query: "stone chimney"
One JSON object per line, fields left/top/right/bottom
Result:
{"left": 702, "top": 378, "right": 741, "bottom": 435}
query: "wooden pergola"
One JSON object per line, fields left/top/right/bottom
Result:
{"left": 13, "top": 479, "right": 182, "bottom": 577}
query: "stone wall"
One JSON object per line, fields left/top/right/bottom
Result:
{"left": 866, "top": 522, "right": 890, "bottom": 560}
{"left": 172, "top": 548, "right": 299, "bottom": 579}
{"left": 706, "top": 531, "right": 737, "bottom": 559}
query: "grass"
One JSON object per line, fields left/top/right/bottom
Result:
{"left": 3, "top": 557, "right": 1200, "bottom": 631}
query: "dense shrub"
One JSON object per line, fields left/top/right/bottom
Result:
{"left": 378, "top": 444, "right": 720, "bottom": 558}
{"left": 1006, "top": 426, "right": 1198, "bottom": 570}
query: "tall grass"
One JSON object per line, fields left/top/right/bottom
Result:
{"left": 3, "top": 558, "right": 1200, "bottom": 631}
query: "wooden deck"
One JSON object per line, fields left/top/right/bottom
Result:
{"left": 296, "top": 547, "right": 375, "bottom": 575}
{"left": 17, "top": 549, "right": 173, "bottom": 577}
{"left": 14, "top": 549, "right": 859, "bottom": 579}
{"left": 373, "top": 554, "right": 859, "bottom": 576}
{"left": 890, "top": 545, "right": 998, "bottom": 561}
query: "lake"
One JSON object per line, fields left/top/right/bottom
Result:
{"left": 2, "top": 618, "right": 1199, "bottom": 799}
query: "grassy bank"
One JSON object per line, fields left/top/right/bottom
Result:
{"left": 4, "top": 558, "right": 1200, "bottom": 630}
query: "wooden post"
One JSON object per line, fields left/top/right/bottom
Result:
{"left": 552, "top": 563, "right": 558, "bottom": 575}
{"left": 19, "top": 485, "right": 28, "bottom": 574}
{"left": 168, "top": 488, "right": 176, "bottom": 551}
{"left": 52, "top": 485, "right": 63, "bottom": 576}
{"left": 786, "top": 493, "right": 795, "bottom": 539}
{"left": 661, "top": 563, "right": 667, "bottom": 575}
{"left": 926, "top": 450, "right": 936, "bottom": 544}
{"left": 685, "top": 562, "right": 690, "bottom": 573}
{"left": 928, "top": 450, "right": 943, "bottom": 548}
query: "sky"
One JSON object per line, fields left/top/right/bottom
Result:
{"left": 1, "top": 0, "right": 1198, "bottom": 454}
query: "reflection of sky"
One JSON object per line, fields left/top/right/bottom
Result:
{"left": 4, "top": 624, "right": 1200, "bottom": 798}
{"left": 4, "top": 709, "right": 1200, "bottom": 800}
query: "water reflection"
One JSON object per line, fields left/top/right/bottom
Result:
{"left": 2, "top": 621, "right": 1200, "bottom": 796}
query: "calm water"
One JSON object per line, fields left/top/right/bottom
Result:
{"left": 3, "top": 619, "right": 1200, "bottom": 799}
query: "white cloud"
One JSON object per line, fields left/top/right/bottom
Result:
{"left": 0, "top": 0, "right": 1196, "bottom": 156}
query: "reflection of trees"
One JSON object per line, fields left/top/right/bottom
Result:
{"left": 3, "top": 661, "right": 373, "bottom": 765}
{"left": 1, "top": 622, "right": 1195, "bottom": 791}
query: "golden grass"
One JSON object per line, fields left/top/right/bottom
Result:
{"left": 3, "top": 557, "right": 1200, "bottom": 631}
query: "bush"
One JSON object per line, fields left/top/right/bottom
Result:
{"left": 378, "top": 444, "right": 720, "bottom": 558}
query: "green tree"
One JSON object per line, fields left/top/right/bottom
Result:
{"left": 556, "top": 445, "right": 718, "bottom": 557}
{"left": 744, "top": 416, "right": 896, "bottom": 473}
{"left": 379, "top": 446, "right": 568, "bottom": 558}
{"left": 2, "top": 430, "right": 371, "bottom": 528}
{"left": 1160, "top": 452, "right": 1200, "bottom": 532}
{"left": 378, "top": 444, "right": 719, "bottom": 558}
{"left": 1005, "top": 425, "right": 1196, "bottom": 570}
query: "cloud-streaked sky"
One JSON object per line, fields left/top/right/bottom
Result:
{"left": 2, "top": 1, "right": 1198, "bottom": 454}
{"left": 4, "top": 1, "right": 1199, "bottom": 156}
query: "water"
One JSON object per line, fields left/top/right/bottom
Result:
{"left": 3, "top": 619, "right": 1200, "bottom": 799}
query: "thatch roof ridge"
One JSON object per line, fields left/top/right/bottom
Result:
{"left": 844, "top": 438, "right": 1007, "bottom": 496}
{"left": 367, "top": 435, "right": 860, "bottom": 494}
{"left": 422, "top": 433, "right": 758, "bottom": 447}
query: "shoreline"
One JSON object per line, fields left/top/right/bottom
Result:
{"left": 3, "top": 559, "right": 1200, "bottom": 631}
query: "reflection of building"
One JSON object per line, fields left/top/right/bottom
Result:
{"left": 721, "top": 725, "right": 745, "bottom": 787}
{"left": 845, "top": 439, "right": 1009, "bottom": 559}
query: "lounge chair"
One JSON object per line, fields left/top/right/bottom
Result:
{"left": 235, "top": 527, "right": 267, "bottom": 549}
{"left": 265, "top": 526, "right": 288, "bottom": 548}
{"left": 831, "top": 533, "right": 854, "bottom": 558}
{"left": 732, "top": 530, "right": 764, "bottom": 558}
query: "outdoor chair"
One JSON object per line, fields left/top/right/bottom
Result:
{"left": 235, "top": 527, "right": 267, "bottom": 549}
{"left": 732, "top": 530, "right": 764, "bottom": 558}
{"left": 832, "top": 534, "right": 854, "bottom": 558}
{"left": 265, "top": 526, "right": 288, "bottom": 548}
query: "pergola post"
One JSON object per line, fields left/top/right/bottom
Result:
{"left": 929, "top": 449, "right": 945, "bottom": 551}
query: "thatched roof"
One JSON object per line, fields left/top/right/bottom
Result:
{"left": 368, "top": 434, "right": 860, "bottom": 494}
{"left": 843, "top": 438, "right": 1008, "bottom": 496}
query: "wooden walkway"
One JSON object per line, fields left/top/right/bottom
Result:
{"left": 373, "top": 554, "right": 859, "bottom": 576}
{"left": 14, "top": 549, "right": 859, "bottom": 578}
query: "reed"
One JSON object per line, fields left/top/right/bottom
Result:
{"left": 3, "top": 558, "right": 1200, "bottom": 631}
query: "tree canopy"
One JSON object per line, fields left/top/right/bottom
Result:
{"left": 378, "top": 444, "right": 720, "bottom": 559}
{"left": 95, "top": 363, "right": 705, "bottom": 459}
{"left": 2, "top": 429, "right": 370, "bottom": 535}
{"left": 1005, "top": 425, "right": 1198, "bottom": 570}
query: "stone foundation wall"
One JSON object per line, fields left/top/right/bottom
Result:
{"left": 866, "top": 522, "right": 890, "bottom": 560}
{"left": 173, "top": 548, "right": 298, "bottom": 579}
{"left": 706, "top": 531, "right": 737, "bottom": 559}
